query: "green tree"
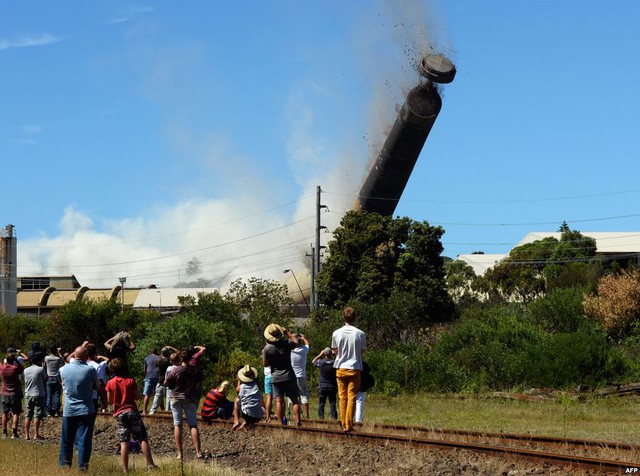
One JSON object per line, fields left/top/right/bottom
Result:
{"left": 317, "top": 211, "right": 454, "bottom": 322}
{"left": 0, "top": 313, "right": 50, "bottom": 353}
{"left": 48, "top": 298, "right": 120, "bottom": 352}
{"left": 480, "top": 225, "right": 598, "bottom": 303}
{"left": 225, "top": 278, "right": 294, "bottom": 348}
{"left": 445, "top": 260, "right": 477, "bottom": 305}
{"left": 48, "top": 298, "right": 159, "bottom": 354}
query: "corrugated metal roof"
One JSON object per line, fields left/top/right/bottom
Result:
{"left": 48, "top": 290, "right": 78, "bottom": 306}
{"left": 17, "top": 290, "right": 43, "bottom": 307}
{"left": 83, "top": 290, "right": 117, "bottom": 302}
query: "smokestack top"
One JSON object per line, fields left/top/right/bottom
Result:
{"left": 419, "top": 54, "right": 456, "bottom": 84}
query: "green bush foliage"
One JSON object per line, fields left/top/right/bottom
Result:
{"left": 5, "top": 271, "right": 636, "bottom": 395}
{"left": 364, "top": 349, "right": 407, "bottom": 391}
{"left": 213, "top": 348, "right": 263, "bottom": 388}
{"left": 522, "top": 328, "right": 628, "bottom": 387}
{"left": 130, "top": 313, "right": 227, "bottom": 389}
{"left": 526, "top": 286, "right": 589, "bottom": 333}
{"left": 0, "top": 313, "right": 50, "bottom": 352}
{"left": 421, "top": 305, "right": 628, "bottom": 391}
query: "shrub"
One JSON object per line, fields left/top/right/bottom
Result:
{"left": 213, "top": 349, "right": 263, "bottom": 387}
{"left": 130, "top": 313, "right": 227, "bottom": 389}
{"left": 365, "top": 349, "right": 408, "bottom": 392}
{"left": 522, "top": 328, "right": 628, "bottom": 387}
{"left": 584, "top": 269, "right": 640, "bottom": 339}
{"left": 0, "top": 313, "right": 50, "bottom": 352}
{"left": 527, "top": 286, "right": 589, "bottom": 333}
{"left": 431, "top": 306, "right": 542, "bottom": 390}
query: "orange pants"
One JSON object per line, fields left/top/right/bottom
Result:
{"left": 336, "top": 369, "right": 361, "bottom": 431}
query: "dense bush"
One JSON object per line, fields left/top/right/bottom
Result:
{"left": 364, "top": 349, "right": 408, "bottom": 394}
{"left": 212, "top": 349, "right": 264, "bottom": 389}
{"left": 130, "top": 313, "right": 228, "bottom": 390}
{"left": 421, "top": 305, "right": 629, "bottom": 391}
{"left": 522, "top": 328, "right": 628, "bottom": 387}
{"left": 303, "top": 312, "right": 630, "bottom": 395}
{"left": 0, "top": 313, "right": 50, "bottom": 353}
{"left": 526, "top": 287, "right": 588, "bottom": 333}
{"left": 5, "top": 272, "right": 637, "bottom": 395}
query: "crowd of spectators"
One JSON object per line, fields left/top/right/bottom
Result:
{"left": 0, "top": 307, "right": 370, "bottom": 471}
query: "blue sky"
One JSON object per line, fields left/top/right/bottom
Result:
{"left": 2, "top": 1, "right": 639, "bottom": 290}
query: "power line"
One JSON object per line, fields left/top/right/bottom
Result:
{"left": 323, "top": 188, "right": 640, "bottom": 205}
{"left": 18, "top": 215, "right": 315, "bottom": 269}
{"left": 20, "top": 195, "right": 313, "bottom": 250}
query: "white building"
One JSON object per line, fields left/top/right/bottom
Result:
{"left": 455, "top": 232, "right": 640, "bottom": 276}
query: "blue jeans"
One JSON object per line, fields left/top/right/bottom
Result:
{"left": 170, "top": 399, "right": 198, "bottom": 427}
{"left": 46, "top": 381, "right": 62, "bottom": 416}
{"left": 318, "top": 387, "right": 338, "bottom": 420}
{"left": 59, "top": 414, "right": 95, "bottom": 470}
{"left": 143, "top": 377, "right": 159, "bottom": 396}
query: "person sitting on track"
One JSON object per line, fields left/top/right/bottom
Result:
{"left": 201, "top": 380, "right": 234, "bottom": 421}
{"left": 231, "top": 365, "right": 264, "bottom": 431}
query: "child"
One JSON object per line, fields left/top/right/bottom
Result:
{"left": 105, "top": 358, "right": 157, "bottom": 473}
{"left": 231, "top": 365, "right": 264, "bottom": 431}
{"left": 163, "top": 352, "right": 182, "bottom": 412}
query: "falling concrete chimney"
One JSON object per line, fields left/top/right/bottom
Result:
{"left": 355, "top": 54, "right": 456, "bottom": 216}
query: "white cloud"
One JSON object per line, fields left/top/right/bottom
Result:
{"left": 108, "top": 5, "right": 155, "bottom": 24}
{"left": 0, "top": 33, "right": 62, "bottom": 51}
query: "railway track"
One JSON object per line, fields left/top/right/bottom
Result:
{"left": 98, "top": 412, "right": 640, "bottom": 473}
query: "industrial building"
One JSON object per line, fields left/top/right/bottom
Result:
{"left": 456, "top": 232, "right": 640, "bottom": 276}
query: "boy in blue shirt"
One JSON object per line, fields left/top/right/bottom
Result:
{"left": 231, "top": 365, "right": 264, "bottom": 431}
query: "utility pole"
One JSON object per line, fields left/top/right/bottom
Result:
{"left": 315, "top": 186, "right": 327, "bottom": 308}
{"left": 119, "top": 277, "right": 126, "bottom": 312}
{"left": 306, "top": 245, "right": 316, "bottom": 311}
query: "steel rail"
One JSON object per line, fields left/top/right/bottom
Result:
{"left": 99, "top": 412, "right": 639, "bottom": 473}
{"left": 314, "top": 419, "right": 640, "bottom": 452}
{"left": 287, "top": 426, "right": 638, "bottom": 474}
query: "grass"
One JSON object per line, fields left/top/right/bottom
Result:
{"left": 362, "top": 392, "right": 640, "bottom": 442}
{"left": 3, "top": 392, "right": 640, "bottom": 474}
{"left": 0, "top": 439, "right": 239, "bottom": 475}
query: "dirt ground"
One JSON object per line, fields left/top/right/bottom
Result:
{"left": 35, "top": 415, "right": 575, "bottom": 475}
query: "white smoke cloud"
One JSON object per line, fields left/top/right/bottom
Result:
{"left": 17, "top": 1, "right": 446, "bottom": 296}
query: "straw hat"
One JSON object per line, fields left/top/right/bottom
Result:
{"left": 237, "top": 365, "right": 258, "bottom": 383}
{"left": 263, "top": 323, "right": 284, "bottom": 343}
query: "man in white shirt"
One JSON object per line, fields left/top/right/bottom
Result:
{"left": 331, "top": 307, "right": 366, "bottom": 433}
